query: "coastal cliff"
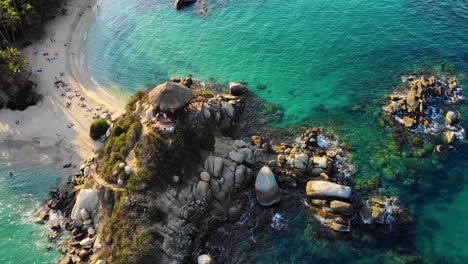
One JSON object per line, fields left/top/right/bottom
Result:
{"left": 40, "top": 78, "right": 414, "bottom": 264}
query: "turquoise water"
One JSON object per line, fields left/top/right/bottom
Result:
{"left": 85, "top": 0, "right": 468, "bottom": 262}
{"left": 0, "top": 163, "right": 63, "bottom": 263}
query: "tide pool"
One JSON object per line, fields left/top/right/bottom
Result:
{"left": 0, "top": 163, "right": 63, "bottom": 263}
{"left": 84, "top": 0, "right": 468, "bottom": 262}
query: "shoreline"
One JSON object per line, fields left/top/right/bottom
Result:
{"left": 0, "top": 0, "right": 125, "bottom": 165}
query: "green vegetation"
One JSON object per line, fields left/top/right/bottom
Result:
{"left": 96, "top": 92, "right": 216, "bottom": 262}
{"left": 98, "top": 113, "right": 142, "bottom": 183}
{"left": 192, "top": 88, "right": 214, "bottom": 99}
{"left": 90, "top": 118, "right": 110, "bottom": 140}
{"left": 1, "top": 0, "right": 65, "bottom": 110}
{"left": 0, "top": 46, "right": 25, "bottom": 73}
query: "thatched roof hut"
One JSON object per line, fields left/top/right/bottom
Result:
{"left": 148, "top": 81, "right": 192, "bottom": 113}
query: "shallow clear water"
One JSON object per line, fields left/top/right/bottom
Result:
{"left": 85, "top": 0, "right": 468, "bottom": 262}
{"left": 0, "top": 163, "right": 63, "bottom": 263}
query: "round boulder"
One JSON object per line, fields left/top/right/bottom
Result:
{"left": 200, "top": 171, "right": 211, "bottom": 182}
{"left": 197, "top": 254, "right": 213, "bottom": 264}
{"left": 255, "top": 166, "right": 281, "bottom": 206}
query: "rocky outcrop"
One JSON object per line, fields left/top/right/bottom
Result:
{"left": 360, "top": 197, "right": 412, "bottom": 226}
{"left": 384, "top": 75, "right": 464, "bottom": 147}
{"left": 255, "top": 166, "right": 281, "bottom": 206}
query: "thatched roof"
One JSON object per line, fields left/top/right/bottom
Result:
{"left": 148, "top": 82, "right": 192, "bottom": 112}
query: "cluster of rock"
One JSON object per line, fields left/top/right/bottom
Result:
{"left": 112, "top": 161, "right": 133, "bottom": 185}
{"left": 256, "top": 128, "right": 413, "bottom": 234}
{"left": 152, "top": 136, "right": 263, "bottom": 262}
{"left": 196, "top": 138, "right": 260, "bottom": 203}
{"left": 384, "top": 75, "right": 464, "bottom": 145}
{"left": 56, "top": 188, "right": 105, "bottom": 264}
{"left": 38, "top": 154, "right": 109, "bottom": 264}
{"left": 258, "top": 128, "right": 356, "bottom": 232}
{"left": 197, "top": 92, "right": 246, "bottom": 132}
{"left": 359, "top": 197, "right": 412, "bottom": 226}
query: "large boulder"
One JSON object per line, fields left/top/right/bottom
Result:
{"left": 330, "top": 200, "right": 354, "bottom": 215}
{"left": 445, "top": 111, "right": 460, "bottom": 126}
{"left": 229, "top": 82, "right": 248, "bottom": 96}
{"left": 255, "top": 166, "right": 281, "bottom": 206}
{"left": 306, "top": 181, "right": 351, "bottom": 200}
{"left": 71, "top": 189, "right": 99, "bottom": 220}
{"left": 200, "top": 171, "right": 211, "bottom": 182}
{"left": 229, "top": 151, "right": 245, "bottom": 163}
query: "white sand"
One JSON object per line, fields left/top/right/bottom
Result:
{"left": 0, "top": 0, "right": 125, "bottom": 164}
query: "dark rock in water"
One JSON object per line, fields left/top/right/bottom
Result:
{"left": 63, "top": 162, "right": 72, "bottom": 168}
{"left": 174, "top": 0, "right": 197, "bottom": 10}
{"left": 330, "top": 200, "right": 354, "bottom": 216}
{"left": 229, "top": 82, "right": 248, "bottom": 96}
{"left": 38, "top": 210, "right": 48, "bottom": 221}
{"left": 257, "top": 84, "right": 267, "bottom": 90}
{"left": 444, "top": 131, "right": 456, "bottom": 145}
{"left": 360, "top": 206, "right": 373, "bottom": 224}
{"left": 51, "top": 222, "right": 61, "bottom": 231}
{"left": 182, "top": 77, "right": 193, "bottom": 88}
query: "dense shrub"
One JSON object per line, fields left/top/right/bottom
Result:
{"left": 97, "top": 113, "right": 142, "bottom": 182}
{"left": 90, "top": 118, "right": 110, "bottom": 140}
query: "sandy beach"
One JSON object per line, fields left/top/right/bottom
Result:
{"left": 0, "top": 0, "right": 125, "bottom": 165}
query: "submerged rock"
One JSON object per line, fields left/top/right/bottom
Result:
{"left": 174, "top": 0, "right": 197, "bottom": 10}
{"left": 306, "top": 181, "right": 351, "bottom": 200}
{"left": 255, "top": 166, "right": 281, "bottom": 206}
